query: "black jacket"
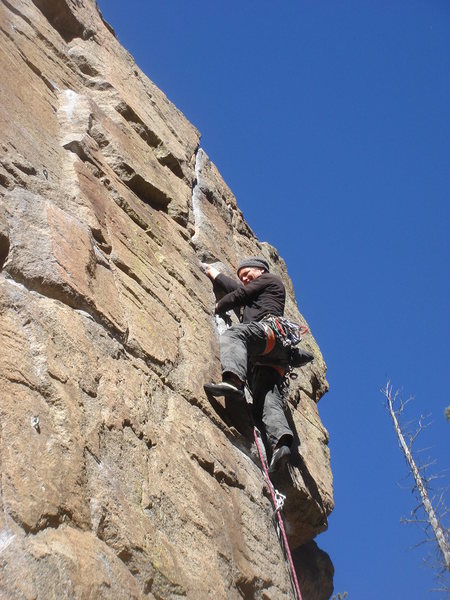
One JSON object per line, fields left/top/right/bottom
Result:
{"left": 214, "top": 272, "right": 285, "bottom": 323}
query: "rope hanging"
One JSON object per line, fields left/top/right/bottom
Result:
{"left": 251, "top": 423, "right": 303, "bottom": 600}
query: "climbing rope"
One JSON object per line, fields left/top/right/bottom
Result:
{"left": 251, "top": 422, "right": 303, "bottom": 600}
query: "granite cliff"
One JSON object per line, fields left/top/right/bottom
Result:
{"left": 0, "top": 1, "right": 334, "bottom": 598}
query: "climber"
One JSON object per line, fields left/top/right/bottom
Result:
{"left": 203, "top": 257, "right": 295, "bottom": 474}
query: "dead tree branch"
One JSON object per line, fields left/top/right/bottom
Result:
{"left": 383, "top": 382, "right": 450, "bottom": 574}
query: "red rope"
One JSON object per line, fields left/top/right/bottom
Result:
{"left": 252, "top": 426, "right": 303, "bottom": 600}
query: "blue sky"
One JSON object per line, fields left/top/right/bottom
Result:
{"left": 97, "top": 2, "right": 449, "bottom": 597}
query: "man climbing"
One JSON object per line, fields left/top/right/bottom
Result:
{"left": 203, "top": 257, "right": 296, "bottom": 474}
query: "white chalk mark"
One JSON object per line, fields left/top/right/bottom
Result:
{"left": 0, "top": 529, "right": 16, "bottom": 555}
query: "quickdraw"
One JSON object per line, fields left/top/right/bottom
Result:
{"left": 262, "top": 316, "right": 308, "bottom": 348}
{"left": 273, "top": 489, "right": 286, "bottom": 517}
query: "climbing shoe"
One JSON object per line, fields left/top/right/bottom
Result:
{"left": 203, "top": 381, "right": 244, "bottom": 399}
{"left": 289, "top": 347, "right": 314, "bottom": 368}
{"left": 268, "top": 445, "right": 291, "bottom": 474}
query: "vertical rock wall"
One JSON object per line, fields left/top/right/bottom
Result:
{"left": 0, "top": 1, "right": 333, "bottom": 598}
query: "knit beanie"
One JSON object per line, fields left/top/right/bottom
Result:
{"left": 237, "top": 257, "right": 270, "bottom": 275}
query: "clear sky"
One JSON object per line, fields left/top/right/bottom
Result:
{"left": 97, "top": 2, "right": 449, "bottom": 598}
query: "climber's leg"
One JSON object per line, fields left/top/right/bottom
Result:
{"left": 204, "top": 322, "right": 267, "bottom": 397}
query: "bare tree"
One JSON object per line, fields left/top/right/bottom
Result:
{"left": 383, "top": 382, "right": 449, "bottom": 590}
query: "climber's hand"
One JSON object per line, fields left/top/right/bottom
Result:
{"left": 202, "top": 264, "right": 220, "bottom": 281}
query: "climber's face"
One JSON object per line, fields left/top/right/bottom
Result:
{"left": 238, "top": 267, "right": 265, "bottom": 286}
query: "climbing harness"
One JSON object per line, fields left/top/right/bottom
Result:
{"left": 261, "top": 323, "right": 276, "bottom": 355}
{"left": 261, "top": 315, "right": 310, "bottom": 372}
{"left": 260, "top": 316, "right": 313, "bottom": 395}
{"left": 251, "top": 422, "right": 303, "bottom": 600}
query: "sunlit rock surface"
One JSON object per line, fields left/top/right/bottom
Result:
{"left": 0, "top": 1, "right": 333, "bottom": 598}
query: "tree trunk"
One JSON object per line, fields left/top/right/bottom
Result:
{"left": 385, "top": 384, "right": 450, "bottom": 571}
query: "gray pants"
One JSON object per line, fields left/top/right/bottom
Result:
{"left": 220, "top": 321, "right": 293, "bottom": 451}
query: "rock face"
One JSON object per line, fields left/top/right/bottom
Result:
{"left": 0, "top": 1, "right": 333, "bottom": 599}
